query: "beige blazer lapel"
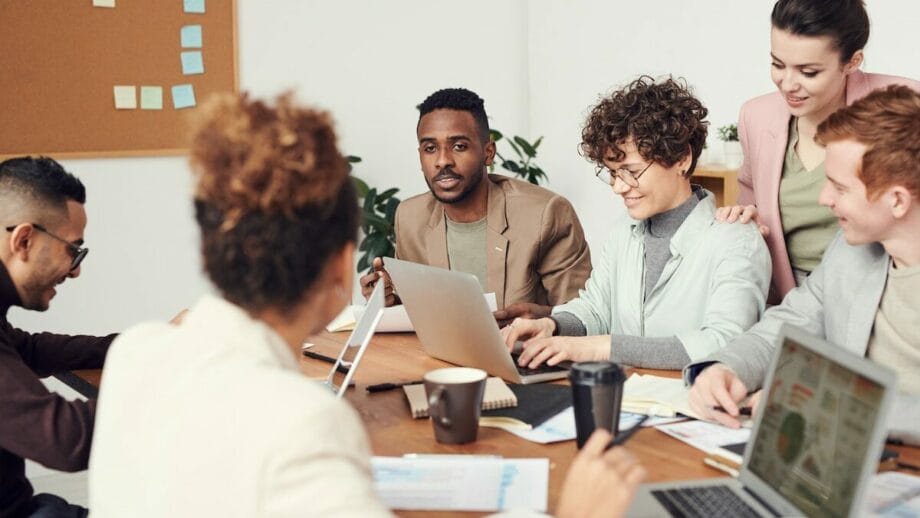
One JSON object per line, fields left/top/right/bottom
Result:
{"left": 485, "top": 179, "right": 509, "bottom": 309}
{"left": 423, "top": 202, "right": 449, "bottom": 269}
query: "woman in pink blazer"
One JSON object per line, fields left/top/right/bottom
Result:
{"left": 719, "top": 0, "right": 920, "bottom": 303}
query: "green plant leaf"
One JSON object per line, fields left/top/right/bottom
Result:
{"left": 347, "top": 155, "right": 362, "bottom": 163}
{"left": 384, "top": 197, "right": 400, "bottom": 223}
{"left": 376, "top": 187, "right": 399, "bottom": 202}
{"left": 352, "top": 176, "right": 370, "bottom": 197}
{"left": 489, "top": 129, "right": 504, "bottom": 142}
{"left": 514, "top": 136, "right": 537, "bottom": 158}
{"left": 501, "top": 160, "right": 522, "bottom": 173}
{"left": 506, "top": 139, "right": 523, "bottom": 159}
{"left": 533, "top": 136, "right": 543, "bottom": 149}
{"left": 363, "top": 188, "right": 377, "bottom": 212}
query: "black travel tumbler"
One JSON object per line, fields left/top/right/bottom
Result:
{"left": 569, "top": 361, "right": 627, "bottom": 448}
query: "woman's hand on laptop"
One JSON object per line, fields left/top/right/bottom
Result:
{"left": 557, "top": 429, "right": 646, "bottom": 518}
{"left": 500, "top": 317, "right": 555, "bottom": 351}
{"left": 359, "top": 257, "right": 398, "bottom": 306}
{"left": 516, "top": 335, "right": 610, "bottom": 369}
{"left": 688, "top": 363, "right": 752, "bottom": 428}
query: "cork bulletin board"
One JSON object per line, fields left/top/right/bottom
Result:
{"left": 0, "top": 0, "right": 238, "bottom": 159}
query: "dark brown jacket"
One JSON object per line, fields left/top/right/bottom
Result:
{"left": 0, "top": 263, "right": 113, "bottom": 518}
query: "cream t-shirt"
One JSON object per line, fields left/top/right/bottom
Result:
{"left": 867, "top": 262, "right": 920, "bottom": 395}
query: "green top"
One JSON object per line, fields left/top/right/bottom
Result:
{"left": 779, "top": 118, "right": 839, "bottom": 273}
{"left": 445, "top": 216, "right": 488, "bottom": 291}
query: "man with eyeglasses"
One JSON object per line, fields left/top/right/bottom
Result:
{"left": 502, "top": 77, "right": 772, "bottom": 371}
{"left": 0, "top": 156, "right": 113, "bottom": 518}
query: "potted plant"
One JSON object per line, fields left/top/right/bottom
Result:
{"left": 348, "top": 156, "right": 401, "bottom": 273}
{"left": 718, "top": 124, "right": 743, "bottom": 169}
{"left": 489, "top": 129, "right": 547, "bottom": 185}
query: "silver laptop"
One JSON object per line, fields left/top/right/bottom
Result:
{"left": 323, "top": 281, "right": 385, "bottom": 398}
{"left": 628, "top": 324, "right": 896, "bottom": 518}
{"left": 385, "top": 257, "right": 568, "bottom": 384}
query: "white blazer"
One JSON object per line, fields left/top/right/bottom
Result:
{"left": 88, "top": 295, "right": 392, "bottom": 517}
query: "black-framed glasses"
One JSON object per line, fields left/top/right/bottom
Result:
{"left": 595, "top": 161, "right": 653, "bottom": 188}
{"left": 5, "top": 223, "right": 88, "bottom": 271}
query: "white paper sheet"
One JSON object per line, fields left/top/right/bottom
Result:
{"left": 655, "top": 419, "right": 751, "bottom": 454}
{"left": 504, "top": 407, "right": 650, "bottom": 444}
{"left": 865, "top": 472, "right": 920, "bottom": 516}
{"left": 371, "top": 456, "right": 547, "bottom": 512}
{"left": 329, "top": 293, "right": 497, "bottom": 333}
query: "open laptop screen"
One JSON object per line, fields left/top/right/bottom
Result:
{"left": 325, "top": 281, "right": 385, "bottom": 398}
{"left": 746, "top": 336, "right": 887, "bottom": 518}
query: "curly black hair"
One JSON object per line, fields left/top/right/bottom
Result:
{"left": 580, "top": 76, "right": 709, "bottom": 176}
{"left": 417, "top": 88, "right": 490, "bottom": 142}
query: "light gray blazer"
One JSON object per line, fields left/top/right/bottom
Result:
{"left": 685, "top": 232, "right": 919, "bottom": 445}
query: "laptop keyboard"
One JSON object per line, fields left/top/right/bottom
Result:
{"left": 510, "top": 353, "right": 569, "bottom": 376}
{"left": 651, "top": 485, "right": 761, "bottom": 518}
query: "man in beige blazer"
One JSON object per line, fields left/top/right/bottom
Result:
{"left": 361, "top": 88, "right": 591, "bottom": 317}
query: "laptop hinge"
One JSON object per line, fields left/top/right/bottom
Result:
{"left": 742, "top": 486, "right": 781, "bottom": 517}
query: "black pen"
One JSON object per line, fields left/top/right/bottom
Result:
{"left": 366, "top": 380, "right": 423, "bottom": 393}
{"left": 605, "top": 415, "right": 650, "bottom": 450}
{"left": 302, "top": 350, "right": 350, "bottom": 375}
{"left": 712, "top": 405, "right": 753, "bottom": 416}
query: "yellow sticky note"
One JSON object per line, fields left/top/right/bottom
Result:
{"left": 140, "top": 86, "right": 163, "bottom": 110}
{"left": 113, "top": 86, "right": 137, "bottom": 110}
{"left": 93, "top": 0, "right": 115, "bottom": 7}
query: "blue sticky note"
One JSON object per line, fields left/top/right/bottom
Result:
{"left": 172, "top": 84, "right": 196, "bottom": 109}
{"left": 180, "top": 25, "right": 202, "bottom": 48}
{"left": 181, "top": 51, "right": 204, "bottom": 75}
{"left": 183, "top": 0, "right": 205, "bottom": 14}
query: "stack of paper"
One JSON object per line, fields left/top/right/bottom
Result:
{"left": 326, "top": 293, "right": 497, "bottom": 333}
{"left": 622, "top": 373, "right": 701, "bottom": 418}
{"left": 371, "top": 456, "right": 548, "bottom": 512}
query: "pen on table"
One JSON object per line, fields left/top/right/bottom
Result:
{"left": 366, "top": 380, "right": 423, "bottom": 393}
{"left": 712, "top": 405, "right": 753, "bottom": 416}
{"left": 605, "top": 415, "right": 650, "bottom": 450}
{"left": 302, "top": 350, "right": 350, "bottom": 375}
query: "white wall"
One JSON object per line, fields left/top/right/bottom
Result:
{"left": 526, "top": 0, "right": 920, "bottom": 247}
{"left": 11, "top": 0, "right": 920, "bottom": 335}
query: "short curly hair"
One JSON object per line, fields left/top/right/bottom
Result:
{"left": 189, "top": 92, "right": 359, "bottom": 313}
{"left": 417, "top": 88, "right": 490, "bottom": 143}
{"left": 580, "top": 76, "right": 709, "bottom": 177}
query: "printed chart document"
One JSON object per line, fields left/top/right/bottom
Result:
{"left": 371, "top": 456, "right": 547, "bottom": 512}
{"left": 329, "top": 293, "right": 497, "bottom": 332}
{"left": 656, "top": 419, "right": 752, "bottom": 454}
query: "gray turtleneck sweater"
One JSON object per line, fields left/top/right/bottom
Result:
{"left": 552, "top": 188, "right": 706, "bottom": 369}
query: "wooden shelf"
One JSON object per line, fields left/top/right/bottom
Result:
{"left": 694, "top": 165, "right": 739, "bottom": 206}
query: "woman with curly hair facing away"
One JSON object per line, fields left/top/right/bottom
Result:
{"left": 86, "top": 92, "right": 647, "bottom": 517}
{"left": 502, "top": 77, "right": 772, "bottom": 371}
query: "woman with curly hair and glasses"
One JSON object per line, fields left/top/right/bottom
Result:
{"left": 502, "top": 76, "right": 772, "bottom": 371}
{"left": 86, "top": 92, "right": 646, "bottom": 517}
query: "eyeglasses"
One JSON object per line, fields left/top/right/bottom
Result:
{"left": 5, "top": 223, "right": 89, "bottom": 272}
{"left": 595, "top": 161, "right": 653, "bottom": 188}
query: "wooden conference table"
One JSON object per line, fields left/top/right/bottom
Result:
{"left": 75, "top": 331, "right": 920, "bottom": 517}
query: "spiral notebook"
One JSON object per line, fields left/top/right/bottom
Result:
{"left": 404, "top": 377, "right": 517, "bottom": 419}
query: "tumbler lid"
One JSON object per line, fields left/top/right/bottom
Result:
{"left": 568, "top": 361, "right": 625, "bottom": 384}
